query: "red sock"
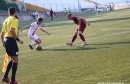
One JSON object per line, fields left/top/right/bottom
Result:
{"left": 71, "top": 35, "right": 77, "bottom": 42}
{"left": 79, "top": 34, "right": 85, "bottom": 42}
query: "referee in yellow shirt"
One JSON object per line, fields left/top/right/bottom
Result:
{"left": 1, "top": 7, "right": 23, "bottom": 84}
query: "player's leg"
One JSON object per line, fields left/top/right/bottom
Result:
{"left": 35, "top": 38, "right": 41, "bottom": 46}
{"left": 10, "top": 39, "right": 19, "bottom": 84}
{"left": 10, "top": 56, "right": 18, "bottom": 84}
{"left": 72, "top": 29, "right": 78, "bottom": 43}
{"left": 33, "top": 34, "right": 42, "bottom": 49}
{"left": 78, "top": 27, "right": 88, "bottom": 46}
{"left": 35, "top": 38, "right": 43, "bottom": 50}
{"left": 51, "top": 15, "right": 53, "bottom": 21}
{"left": 2, "top": 57, "right": 12, "bottom": 83}
{"left": 2, "top": 38, "right": 18, "bottom": 84}
{"left": 66, "top": 29, "right": 78, "bottom": 46}
{"left": 2, "top": 38, "right": 13, "bottom": 83}
{"left": 29, "top": 34, "right": 40, "bottom": 49}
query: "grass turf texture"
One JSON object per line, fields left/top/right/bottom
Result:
{"left": 0, "top": 9, "right": 130, "bottom": 84}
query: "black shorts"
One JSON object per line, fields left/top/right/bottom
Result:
{"left": 4, "top": 37, "right": 19, "bottom": 56}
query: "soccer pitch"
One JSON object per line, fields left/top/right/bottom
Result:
{"left": 0, "top": 9, "right": 130, "bottom": 84}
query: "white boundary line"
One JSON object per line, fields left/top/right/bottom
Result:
{"left": 0, "top": 31, "right": 130, "bottom": 58}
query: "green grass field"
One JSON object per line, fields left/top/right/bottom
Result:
{"left": 0, "top": 9, "right": 130, "bottom": 84}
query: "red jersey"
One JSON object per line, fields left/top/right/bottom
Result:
{"left": 72, "top": 16, "right": 86, "bottom": 26}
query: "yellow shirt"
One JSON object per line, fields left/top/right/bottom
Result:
{"left": 1, "top": 16, "right": 18, "bottom": 38}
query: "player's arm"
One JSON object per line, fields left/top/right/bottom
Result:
{"left": 0, "top": 32, "right": 5, "bottom": 46}
{"left": 39, "top": 28, "right": 50, "bottom": 35}
{"left": 1, "top": 24, "right": 5, "bottom": 46}
{"left": 19, "top": 25, "right": 31, "bottom": 33}
{"left": 11, "top": 19, "right": 24, "bottom": 44}
{"left": 83, "top": 18, "right": 90, "bottom": 26}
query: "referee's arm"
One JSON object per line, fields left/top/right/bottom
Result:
{"left": 0, "top": 25, "right": 5, "bottom": 46}
{"left": 10, "top": 27, "right": 23, "bottom": 44}
{"left": 0, "top": 32, "right": 5, "bottom": 46}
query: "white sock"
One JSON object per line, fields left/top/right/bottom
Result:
{"left": 84, "top": 41, "right": 86, "bottom": 43}
{"left": 31, "top": 42, "right": 38, "bottom": 46}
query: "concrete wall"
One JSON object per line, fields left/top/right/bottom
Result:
{"left": 0, "top": 15, "right": 32, "bottom": 24}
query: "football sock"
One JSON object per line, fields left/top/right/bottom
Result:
{"left": 72, "top": 35, "right": 77, "bottom": 42}
{"left": 11, "top": 62, "right": 17, "bottom": 81}
{"left": 4, "top": 61, "right": 13, "bottom": 78}
{"left": 79, "top": 34, "right": 86, "bottom": 42}
{"left": 84, "top": 41, "right": 87, "bottom": 43}
{"left": 31, "top": 42, "right": 37, "bottom": 46}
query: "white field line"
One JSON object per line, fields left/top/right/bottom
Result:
{"left": 0, "top": 31, "right": 130, "bottom": 58}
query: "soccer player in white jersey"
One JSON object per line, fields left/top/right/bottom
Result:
{"left": 19, "top": 18, "right": 50, "bottom": 50}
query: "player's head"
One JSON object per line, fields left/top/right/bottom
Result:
{"left": 37, "top": 18, "right": 43, "bottom": 24}
{"left": 8, "top": 7, "right": 16, "bottom": 16}
{"left": 66, "top": 13, "right": 72, "bottom": 20}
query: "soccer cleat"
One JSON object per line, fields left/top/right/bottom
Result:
{"left": 66, "top": 42, "right": 73, "bottom": 46}
{"left": 36, "top": 45, "right": 42, "bottom": 51}
{"left": 9, "top": 80, "right": 18, "bottom": 84}
{"left": 1, "top": 77, "right": 9, "bottom": 83}
{"left": 81, "top": 42, "right": 88, "bottom": 46}
{"left": 29, "top": 44, "right": 33, "bottom": 50}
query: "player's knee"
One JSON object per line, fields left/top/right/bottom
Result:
{"left": 79, "top": 33, "right": 83, "bottom": 37}
{"left": 38, "top": 39, "right": 41, "bottom": 43}
{"left": 78, "top": 31, "right": 82, "bottom": 34}
{"left": 35, "top": 39, "right": 41, "bottom": 44}
{"left": 74, "top": 33, "right": 78, "bottom": 36}
{"left": 74, "top": 32, "right": 78, "bottom": 35}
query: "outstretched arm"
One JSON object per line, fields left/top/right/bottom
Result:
{"left": 39, "top": 28, "right": 50, "bottom": 35}
{"left": 19, "top": 25, "right": 31, "bottom": 33}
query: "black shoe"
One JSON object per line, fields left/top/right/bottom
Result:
{"left": 29, "top": 44, "right": 33, "bottom": 50}
{"left": 1, "top": 77, "right": 9, "bottom": 83}
{"left": 9, "top": 80, "right": 18, "bottom": 84}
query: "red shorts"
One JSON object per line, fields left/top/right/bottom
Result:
{"left": 78, "top": 24, "right": 86, "bottom": 33}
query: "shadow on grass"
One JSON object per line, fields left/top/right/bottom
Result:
{"left": 90, "top": 17, "right": 130, "bottom": 23}
{"left": 90, "top": 41, "right": 130, "bottom": 45}
{"left": 44, "top": 47, "right": 97, "bottom": 51}
{"left": 40, "top": 48, "right": 96, "bottom": 51}
{"left": 37, "top": 47, "right": 109, "bottom": 52}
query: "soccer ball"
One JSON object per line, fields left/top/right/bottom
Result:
{"left": 36, "top": 45, "right": 42, "bottom": 50}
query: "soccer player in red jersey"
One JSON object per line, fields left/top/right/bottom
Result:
{"left": 66, "top": 13, "right": 90, "bottom": 46}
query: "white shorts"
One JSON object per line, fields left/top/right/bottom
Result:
{"left": 28, "top": 33, "right": 39, "bottom": 41}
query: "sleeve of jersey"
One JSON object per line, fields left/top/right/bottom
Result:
{"left": 31, "top": 22, "right": 35, "bottom": 28}
{"left": 11, "top": 19, "right": 18, "bottom": 30}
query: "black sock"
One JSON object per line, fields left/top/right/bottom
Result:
{"left": 4, "top": 61, "right": 12, "bottom": 78}
{"left": 11, "top": 62, "right": 18, "bottom": 81}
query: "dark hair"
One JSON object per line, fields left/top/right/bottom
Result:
{"left": 38, "top": 18, "right": 43, "bottom": 22}
{"left": 66, "top": 13, "right": 72, "bottom": 17}
{"left": 8, "top": 7, "right": 15, "bottom": 15}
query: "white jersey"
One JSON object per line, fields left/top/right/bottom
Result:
{"left": 28, "top": 22, "right": 41, "bottom": 36}
{"left": 28, "top": 22, "right": 41, "bottom": 40}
